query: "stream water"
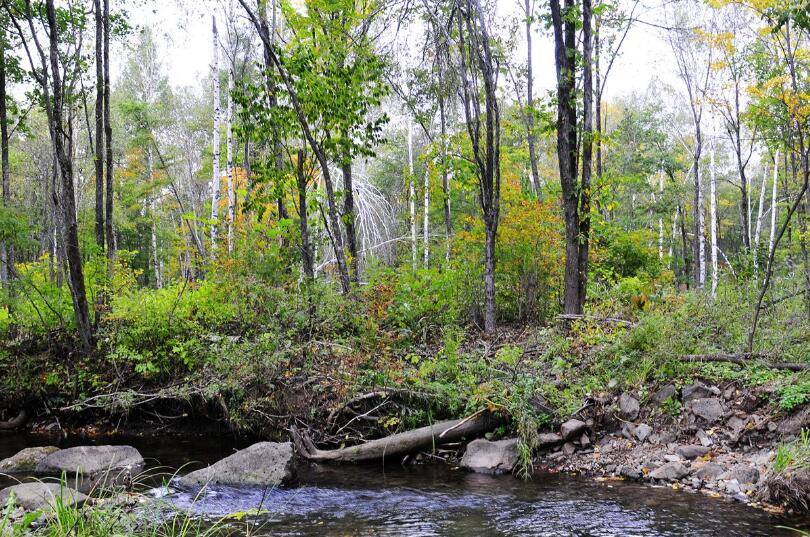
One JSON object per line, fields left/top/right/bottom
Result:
{"left": 2, "top": 432, "right": 809, "bottom": 536}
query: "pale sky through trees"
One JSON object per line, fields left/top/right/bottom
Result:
{"left": 123, "top": 0, "right": 676, "bottom": 100}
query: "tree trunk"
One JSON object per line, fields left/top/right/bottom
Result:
{"left": 226, "top": 69, "right": 234, "bottom": 255}
{"left": 551, "top": 0, "right": 581, "bottom": 315}
{"left": 92, "top": 0, "right": 104, "bottom": 250}
{"left": 407, "top": 119, "right": 417, "bottom": 270}
{"left": 103, "top": 0, "right": 114, "bottom": 262}
{"left": 694, "top": 125, "right": 706, "bottom": 289}
{"left": 210, "top": 16, "right": 221, "bottom": 257}
{"left": 524, "top": 0, "right": 540, "bottom": 196}
{"left": 679, "top": 203, "right": 690, "bottom": 284}
{"left": 45, "top": 0, "right": 93, "bottom": 352}
{"left": 768, "top": 150, "right": 779, "bottom": 265}
{"left": 710, "top": 138, "right": 718, "bottom": 297}
{"left": 291, "top": 412, "right": 505, "bottom": 463}
{"left": 342, "top": 160, "right": 359, "bottom": 283}
{"left": 0, "top": 35, "right": 9, "bottom": 284}
{"left": 423, "top": 168, "right": 429, "bottom": 267}
{"left": 577, "top": 0, "right": 593, "bottom": 313}
{"left": 297, "top": 150, "right": 314, "bottom": 280}
{"left": 754, "top": 158, "right": 769, "bottom": 278}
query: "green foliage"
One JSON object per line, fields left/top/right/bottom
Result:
{"left": 779, "top": 379, "right": 810, "bottom": 411}
{"left": 775, "top": 429, "right": 810, "bottom": 474}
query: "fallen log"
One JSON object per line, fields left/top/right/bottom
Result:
{"left": 0, "top": 409, "right": 28, "bottom": 430}
{"left": 681, "top": 353, "right": 810, "bottom": 372}
{"left": 291, "top": 411, "right": 506, "bottom": 463}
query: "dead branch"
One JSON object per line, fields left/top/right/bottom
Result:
{"left": 291, "top": 411, "right": 506, "bottom": 463}
{"left": 681, "top": 353, "right": 810, "bottom": 372}
{"left": 0, "top": 409, "right": 28, "bottom": 430}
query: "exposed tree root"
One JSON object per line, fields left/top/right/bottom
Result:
{"left": 291, "top": 411, "right": 506, "bottom": 463}
{"left": 681, "top": 353, "right": 810, "bottom": 371}
{"left": 0, "top": 409, "right": 28, "bottom": 430}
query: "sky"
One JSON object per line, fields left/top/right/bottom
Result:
{"left": 119, "top": 0, "right": 678, "bottom": 103}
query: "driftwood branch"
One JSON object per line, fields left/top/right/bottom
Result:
{"left": 291, "top": 411, "right": 506, "bottom": 463}
{"left": 681, "top": 353, "right": 810, "bottom": 372}
{"left": 0, "top": 409, "right": 28, "bottom": 430}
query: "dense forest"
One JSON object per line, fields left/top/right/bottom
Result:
{"left": 2, "top": 0, "right": 810, "bottom": 533}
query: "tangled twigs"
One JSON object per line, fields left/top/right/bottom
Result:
{"left": 59, "top": 384, "right": 204, "bottom": 413}
{"left": 0, "top": 409, "right": 29, "bottom": 430}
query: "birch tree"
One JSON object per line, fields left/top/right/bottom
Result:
{"left": 210, "top": 16, "right": 221, "bottom": 256}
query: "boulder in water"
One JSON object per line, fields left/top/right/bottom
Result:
{"left": 0, "top": 446, "right": 59, "bottom": 473}
{"left": 461, "top": 438, "right": 519, "bottom": 474}
{"left": 36, "top": 445, "right": 144, "bottom": 492}
{"left": 179, "top": 442, "right": 295, "bottom": 488}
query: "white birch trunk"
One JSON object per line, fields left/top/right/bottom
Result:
{"left": 147, "top": 148, "right": 161, "bottom": 289}
{"left": 210, "top": 16, "right": 221, "bottom": 257}
{"left": 669, "top": 207, "right": 678, "bottom": 267}
{"left": 753, "top": 159, "right": 769, "bottom": 277}
{"left": 767, "top": 150, "right": 779, "bottom": 266}
{"left": 226, "top": 69, "right": 234, "bottom": 255}
{"left": 407, "top": 119, "right": 416, "bottom": 270}
{"left": 658, "top": 169, "right": 664, "bottom": 260}
{"left": 423, "top": 168, "right": 429, "bottom": 267}
{"left": 697, "top": 162, "right": 706, "bottom": 289}
{"left": 709, "top": 139, "right": 718, "bottom": 298}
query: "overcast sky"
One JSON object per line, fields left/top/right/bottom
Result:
{"left": 119, "top": 0, "right": 677, "bottom": 102}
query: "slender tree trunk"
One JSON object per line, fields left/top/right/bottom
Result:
{"left": 594, "top": 14, "right": 603, "bottom": 188}
{"left": 147, "top": 148, "right": 161, "bottom": 288}
{"left": 551, "top": 0, "right": 581, "bottom": 315}
{"left": 524, "top": 0, "right": 539, "bottom": 195}
{"left": 93, "top": 0, "right": 104, "bottom": 250}
{"left": 297, "top": 149, "right": 314, "bottom": 280}
{"left": 0, "top": 36, "right": 9, "bottom": 284}
{"left": 438, "top": 82, "right": 451, "bottom": 263}
{"left": 680, "top": 203, "right": 690, "bottom": 285}
{"left": 226, "top": 69, "right": 234, "bottom": 255}
{"left": 44, "top": 0, "right": 93, "bottom": 351}
{"left": 694, "top": 125, "right": 706, "bottom": 289}
{"left": 768, "top": 150, "right": 779, "bottom": 264}
{"left": 423, "top": 167, "right": 429, "bottom": 267}
{"left": 103, "top": 0, "right": 114, "bottom": 262}
{"left": 754, "top": 158, "right": 769, "bottom": 277}
{"left": 407, "top": 119, "right": 417, "bottom": 270}
{"left": 658, "top": 170, "right": 664, "bottom": 259}
{"left": 710, "top": 138, "right": 718, "bottom": 298}
{"left": 576, "top": 0, "right": 593, "bottom": 313}
{"left": 210, "top": 16, "right": 221, "bottom": 256}
{"left": 342, "top": 160, "right": 358, "bottom": 283}
{"left": 669, "top": 207, "right": 678, "bottom": 266}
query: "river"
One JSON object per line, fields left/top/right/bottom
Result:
{"left": 1, "top": 432, "right": 808, "bottom": 536}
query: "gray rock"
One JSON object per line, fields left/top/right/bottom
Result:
{"left": 36, "top": 445, "right": 143, "bottom": 491}
{"left": 727, "top": 416, "right": 746, "bottom": 442}
{"left": 618, "top": 393, "right": 640, "bottom": 421}
{"left": 562, "top": 442, "right": 577, "bottom": 457}
{"left": 580, "top": 433, "right": 591, "bottom": 449}
{"left": 649, "top": 462, "right": 689, "bottom": 481}
{"left": 560, "top": 419, "right": 586, "bottom": 440}
{"left": 664, "top": 454, "right": 683, "bottom": 463}
{"left": 694, "top": 462, "right": 725, "bottom": 481}
{"left": 725, "top": 478, "right": 741, "bottom": 494}
{"left": 675, "top": 445, "right": 711, "bottom": 459}
{"left": 730, "top": 465, "right": 760, "bottom": 484}
{"left": 0, "top": 447, "right": 59, "bottom": 473}
{"left": 179, "top": 442, "right": 294, "bottom": 488}
{"left": 0, "top": 483, "right": 87, "bottom": 512}
{"left": 634, "top": 424, "right": 653, "bottom": 443}
{"left": 460, "top": 438, "right": 519, "bottom": 474}
{"left": 537, "top": 433, "right": 563, "bottom": 449}
{"left": 619, "top": 465, "right": 642, "bottom": 479}
{"left": 777, "top": 407, "right": 810, "bottom": 436}
{"left": 682, "top": 382, "right": 719, "bottom": 403}
{"left": 652, "top": 384, "right": 677, "bottom": 405}
{"left": 689, "top": 398, "right": 724, "bottom": 423}
{"left": 696, "top": 429, "right": 713, "bottom": 447}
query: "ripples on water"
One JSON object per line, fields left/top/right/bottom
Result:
{"left": 2, "top": 433, "right": 807, "bottom": 537}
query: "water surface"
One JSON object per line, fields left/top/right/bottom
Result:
{"left": 2, "top": 432, "right": 807, "bottom": 536}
